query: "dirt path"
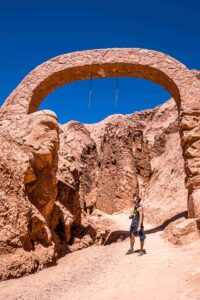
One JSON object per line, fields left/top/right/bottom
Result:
{"left": 0, "top": 214, "right": 200, "bottom": 300}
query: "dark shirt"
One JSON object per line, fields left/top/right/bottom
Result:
{"left": 131, "top": 204, "right": 143, "bottom": 227}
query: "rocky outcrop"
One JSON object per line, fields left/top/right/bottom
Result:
{"left": 58, "top": 121, "right": 98, "bottom": 211}
{"left": 141, "top": 100, "right": 188, "bottom": 225}
{"left": 85, "top": 115, "right": 152, "bottom": 213}
{"left": 2, "top": 49, "right": 200, "bottom": 219}
{"left": 0, "top": 97, "right": 198, "bottom": 281}
{"left": 0, "top": 49, "right": 199, "bottom": 282}
{"left": 83, "top": 99, "right": 187, "bottom": 223}
{"left": 56, "top": 98, "right": 189, "bottom": 239}
{"left": 0, "top": 112, "right": 113, "bottom": 280}
{"left": 0, "top": 111, "right": 59, "bottom": 280}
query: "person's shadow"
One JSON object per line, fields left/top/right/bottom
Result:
{"left": 104, "top": 210, "right": 188, "bottom": 246}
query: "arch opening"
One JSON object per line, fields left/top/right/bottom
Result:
{"left": 39, "top": 77, "right": 171, "bottom": 124}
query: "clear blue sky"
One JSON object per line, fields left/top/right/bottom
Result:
{"left": 0, "top": 0, "right": 199, "bottom": 124}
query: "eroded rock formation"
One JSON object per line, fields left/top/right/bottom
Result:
{"left": 0, "top": 48, "right": 200, "bottom": 280}
{"left": 1, "top": 95, "right": 200, "bottom": 280}
{"left": 0, "top": 111, "right": 59, "bottom": 279}
{"left": 77, "top": 99, "right": 187, "bottom": 222}
{"left": 0, "top": 110, "right": 118, "bottom": 280}
{"left": 1, "top": 49, "right": 200, "bottom": 221}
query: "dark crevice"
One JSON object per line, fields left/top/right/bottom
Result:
{"left": 54, "top": 219, "right": 66, "bottom": 241}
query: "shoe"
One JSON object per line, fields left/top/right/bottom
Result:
{"left": 138, "top": 249, "right": 147, "bottom": 256}
{"left": 126, "top": 249, "right": 134, "bottom": 255}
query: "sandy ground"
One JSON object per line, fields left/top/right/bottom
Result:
{"left": 0, "top": 213, "right": 200, "bottom": 300}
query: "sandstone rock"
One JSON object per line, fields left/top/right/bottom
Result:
{"left": 59, "top": 121, "right": 98, "bottom": 211}
{"left": 0, "top": 97, "right": 198, "bottom": 281}
{"left": 84, "top": 99, "right": 187, "bottom": 224}
{"left": 141, "top": 100, "right": 188, "bottom": 225}
{"left": 0, "top": 49, "right": 200, "bottom": 281}
{"left": 0, "top": 48, "right": 200, "bottom": 233}
{"left": 0, "top": 111, "right": 59, "bottom": 280}
{"left": 188, "top": 189, "right": 200, "bottom": 218}
{"left": 85, "top": 115, "right": 152, "bottom": 213}
{"left": 164, "top": 218, "right": 200, "bottom": 245}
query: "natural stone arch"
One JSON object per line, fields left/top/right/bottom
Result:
{"left": 1, "top": 48, "right": 200, "bottom": 218}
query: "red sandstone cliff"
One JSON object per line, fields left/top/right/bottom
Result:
{"left": 0, "top": 98, "right": 198, "bottom": 280}
{"left": 82, "top": 99, "right": 187, "bottom": 223}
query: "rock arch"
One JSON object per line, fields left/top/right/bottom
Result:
{"left": 1, "top": 48, "right": 200, "bottom": 218}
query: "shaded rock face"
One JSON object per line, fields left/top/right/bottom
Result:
{"left": 80, "top": 99, "right": 187, "bottom": 222}
{"left": 58, "top": 121, "right": 98, "bottom": 211}
{"left": 58, "top": 116, "right": 152, "bottom": 214}
{"left": 90, "top": 119, "right": 151, "bottom": 213}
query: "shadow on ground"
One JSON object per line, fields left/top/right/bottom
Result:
{"left": 104, "top": 211, "right": 188, "bottom": 246}
{"left": 145, "top": 210, "right": 188, "bottom": 234}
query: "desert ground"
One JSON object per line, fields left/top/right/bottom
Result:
{"left": 1, "top": 212, "right": 200, "bottom": 300}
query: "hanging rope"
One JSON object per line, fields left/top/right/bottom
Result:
{"left": 115, "top": 77, "right": 119, "bottom": 107}
{"left": 88, "top": 72, "right": 93, "bottom": 110}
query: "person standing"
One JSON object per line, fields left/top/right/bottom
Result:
{"left": 126, "top": 195, "right": 146, "bottom": 256}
